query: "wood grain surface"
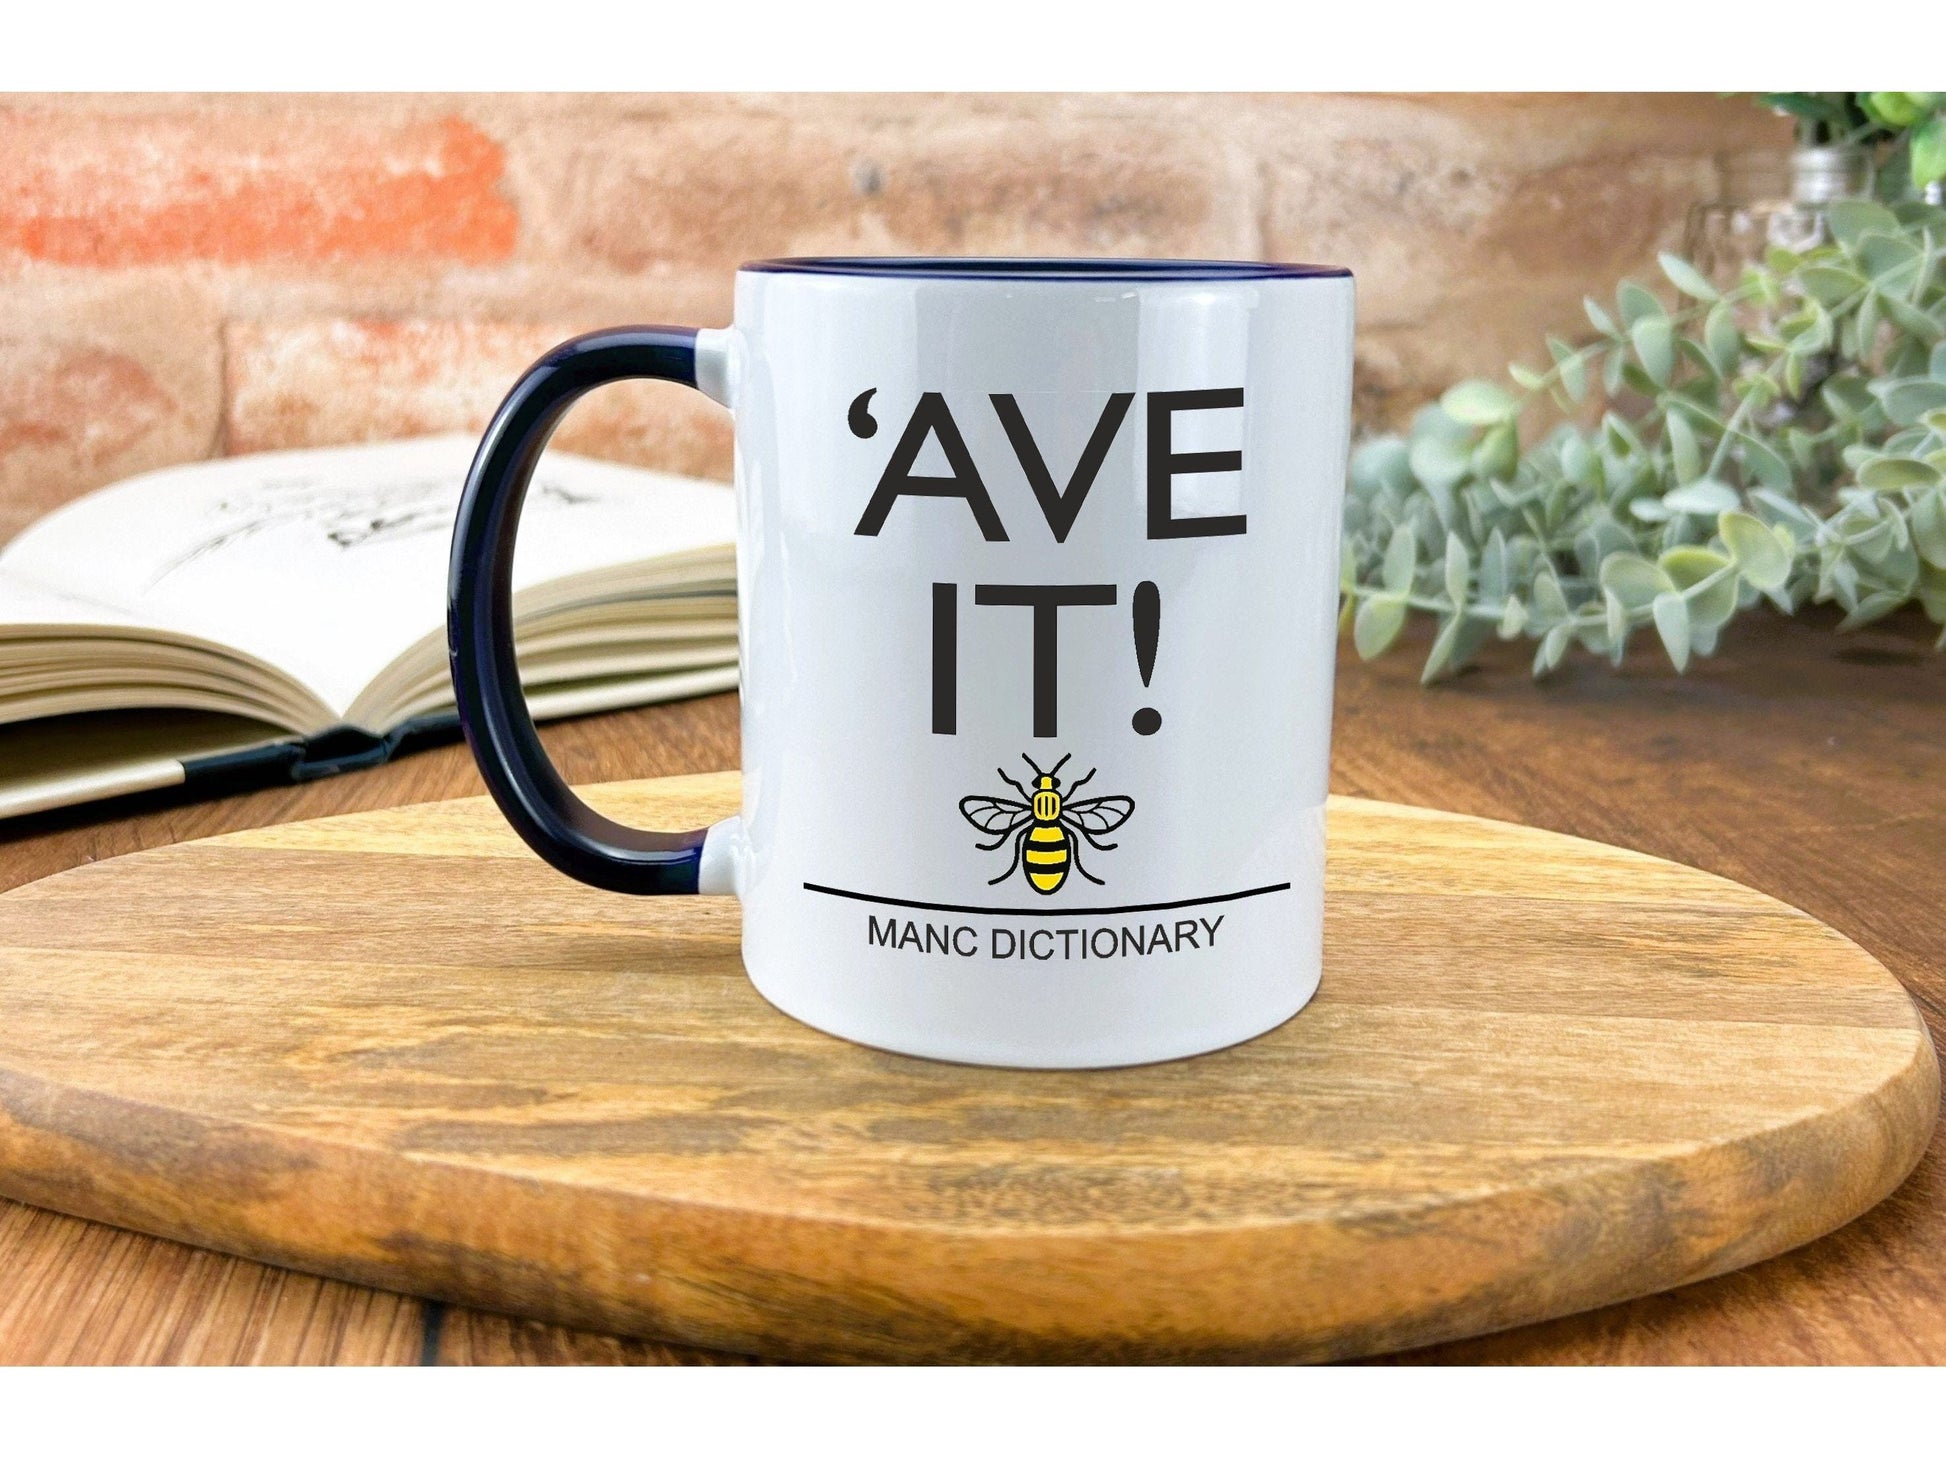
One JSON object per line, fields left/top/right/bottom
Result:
{"left": 0, "top": 760, "right": 1934, "bottom": 1360}
{"left": 1, "top": 604, "right": 1944, "bottom": 1362}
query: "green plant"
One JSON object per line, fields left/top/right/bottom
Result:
{"left": 1340, "top": 196, "right": 1946, "bottom": 682}
{"left": 1755, "top": 92, "right": 1945, "bottom": 195}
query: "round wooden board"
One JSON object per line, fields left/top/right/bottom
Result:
{"left": 0, "top": 773, "right": 1933, "bottom": 1363}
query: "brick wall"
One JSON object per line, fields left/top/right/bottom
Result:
{"left": 0, "top": 93, "right": 1788, "bottom": 542}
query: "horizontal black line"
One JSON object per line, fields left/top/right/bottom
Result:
{"left": 800, "top": 882, "right": 1292, "bottom": 918}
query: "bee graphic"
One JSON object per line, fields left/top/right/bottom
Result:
{"left": 959, "top": 754, "right": 1135, "bottom": 895}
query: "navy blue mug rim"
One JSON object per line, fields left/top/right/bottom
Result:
{"left": 739, "top": 256, "right": 1352, "bottom": 282}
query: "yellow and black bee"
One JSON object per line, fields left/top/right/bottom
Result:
{"left": 959, "top": 753, "right": 1135, "bottom": 895}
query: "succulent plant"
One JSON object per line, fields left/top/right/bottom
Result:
{"left": 1341, "top": 197, "right": 1946, "bottom": 682}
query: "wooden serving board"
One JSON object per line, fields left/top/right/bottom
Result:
{"left": 0, "top": 773, "right": 1933, "bottom": 1363}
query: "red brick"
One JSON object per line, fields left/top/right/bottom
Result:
{"left": 208, "top": 263, "right": 734, "bottom": 340}
{"left": 0, "top": 106, "right": 517, "bottom": 268}
{"left": 1253, "top": 93, "right": 1791, "bottom": 422}
{"left": 0, "top": 279, "right": 222, "bottom": 542}
{"left": 224, "top": 319, "right": 733, "bottom": 482}
{"left": 548, "top": 96, "right": 1252, "bottom": 273}
{"left": 0, "top": 91, "right": 1797, "bottom": 494}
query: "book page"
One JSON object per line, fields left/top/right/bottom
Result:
{"left": 0, "top": 570, "right": 142, "bottom": 632}
{"left": 0, "top": 709, "right": 294, "bottom": 820}
{"left": 0, "top": 436, "right": 735, "bottom": 725}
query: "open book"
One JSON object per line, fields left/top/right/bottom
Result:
{"left": 0, "top": 436, "right": 738, "bottom": 821}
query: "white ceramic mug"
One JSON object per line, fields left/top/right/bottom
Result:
{"left": 450, "top": 257, "right": 1355, "bottom": 1068}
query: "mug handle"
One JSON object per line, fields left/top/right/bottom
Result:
{"left": 448, "top": 326, "right": 732, "bottom": 895}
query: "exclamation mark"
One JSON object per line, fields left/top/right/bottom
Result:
{"left": 1131, "top": 579, "right": 1161, "bottom": 736}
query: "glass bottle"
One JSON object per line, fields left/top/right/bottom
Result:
{"left": 1684, "top": 145, "right": 1872, "bottom": 292}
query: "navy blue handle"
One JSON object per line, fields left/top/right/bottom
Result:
{"left": 448, "top": 326, "right": 711, "bottom": 895}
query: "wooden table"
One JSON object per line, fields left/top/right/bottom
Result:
{"left": 3, "top": 605, "right": 1943, "bottom": 1364}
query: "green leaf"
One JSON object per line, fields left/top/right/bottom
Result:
{"left": 1479, "top": 528, "right": 1509, "bottom": 601}
{"left": 1659, "top": 545, "right": 1725, "bottom": 585}
{"left": 1473, "top": 422, "right": 1518, "bottom": 481}
{"left": 1631, "top": 316, "right": 1674, "bottom": 387}
{"left": 1666, "top": 408, "right": 1701, "bottom": 484}
{"left": 1559, "top": 432, "right": 1597, "bottom": 488}
{"left": 1603, "top": 346, "right": 1627, "bottom": 397}
{"left": 1443, "top": 533, "right": 1470, "bottom": 606}
{"left": 1652, "top": 591, "right": 1691, "bottom": 672}
{"left": 1409, "top": 432, "right": 1471, "bottom": 492}
{"left": 1508, "top": 362, "right": 1547, "bottom": 391}
{"left": 1497, "top": 595, "right": 1527, "bottom": 639}
{"left": 1578, "top": 616, "right": 1617, "bottom": 664}
{"left": 1658, "top": 252, "right": 1719, "bottom": 302}
{"left": 1872, "top": 378, "right": 1946, "bottom": 427}
{"left": 1663, "top": 478, "right": 1739, "bottom": 515}
{"left": 1604, "top": 588, "right": 1628, "bottom": 645}
{"left": 1861, "top": 233, "right": 1923, "bottom": 291}
{"left": 1863, "top": 91, "right": 1931, "bottom": 128}
{"left": 1487, "top": 477, "right": 1532, "bottom": 510}
{"left": 1796, "top": 264, "right": 1865, "bottom": 307}
{"left": 1662, "top": 545, "right": 1739, "bottom": 629}
{"left": 1351, "top": 437, "right": 1414, "bottom": 494}
{"left": 1911, "top": 488, "right": 1946, "bottom": 569}
{"left": 1751, "top": 486, "right": 1817, "bottom": 529}
{"left": 1738, "top": 371, "right": 1781, "bottom": 410}
{"left": 1585, "top": 513, "right": 1633, "bottom": 562}
{"left": 1912, "top": 113, "right": 1946, "bottom": 190}
{"left": 1533, "top": 622, "right": 1572, "bottom": 678}
{"left": 1382, "top": 523, "right": 1418, "bottom": 593}
{"left": 1719, "top": 509, "right": 1791, "bottom": 591}
{"left": 1617, "top": 281, "right": 1665, "bottom": 329}
{"left": 1858, "top": 288, "right": 1882, "bottom": 352}
{"left": 1584, "top": 297, "right": 1620, "bottom": 338}
{"left": 1827, "top": 198, "right": 1901, "bottom": 251}
{"left": 1421, "top": 614, "right": 1463, "bottom": 683}
{"left": 1604, "top": 412, "right": 1648, "bottom": 459}
{"left": 1821, "top": 374, "right": 1877, "bottom": 422}
{"left": 1353, "top": 594, "right": 1409, "bottom": 660}
{"left": 1740, "top": 435, "right": 1794, "bottom": 492}
{"left": 1760, "top": 92, "right": 1855, "bottom": 129}
{"left": 1923, "top": 562, "right": 1946, "bottom": 625}
{"left": 1856, "top": 455, "right": 1943, "bottom": 491}
{"left": 1880, "top": 290, "right": 1945, "bottom": 344}
{"left": 1599, "top": 552, "right": 1674, "bottom": 610}
{"left": 1826, "top": 555, "right": 1861, "bottom": 613}
{"left": 1685, "top": 572, "right": 1740, "bottom": 632}
{"left": 1412, "top": 402, "right": 1474, "bottom": 443}
{"left": 1705, "top": 302, "right": 1742, "bottom": 375}
{"left": 1533, "top": 570, "right": 1570, "bottom": 622}
{"left": 1838, "top": 590, "right": 1904, "bottom": 632}
{"left": 1549, "top": 338, "right": 1589, "bottom": 403}
{"left": 1441, "top": 379, "right": 1519, "bottom": 426}
{"left": 1680, "top": 335, "right": 1723, "bottom": 383}
{"left": 1784, "top": 301, "right": 1833, "bottom": 356}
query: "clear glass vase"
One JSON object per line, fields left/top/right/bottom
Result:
{"left": 1684, "top": 146, "right": 1872, "bottom": 292}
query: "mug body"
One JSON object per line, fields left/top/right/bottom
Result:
{"left": 709, "top": 258, "right": 1354, "bottom": 1068}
